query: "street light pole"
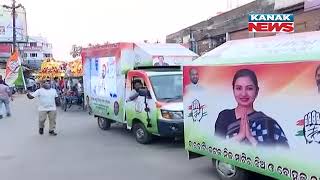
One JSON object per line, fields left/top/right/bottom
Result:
{"left": 3, "top": 0, "right": 23, "bottom": 54}
{"left": 12, "top": 0, "right": 16, "bottom": 52}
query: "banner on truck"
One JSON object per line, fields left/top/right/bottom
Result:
{"left": 90, "top": 56, "right": 116, "bottom": 98}
{"left": 184, "top": 62, "right": 320, "bottom": 180}
{"left": 88, "top": 56, "right": 119, "bottom": 117}
{"left": 152, "top": 56, "right": 193, "bottom": 66}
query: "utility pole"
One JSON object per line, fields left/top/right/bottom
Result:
{"left": 3, "top": 0, "right": 24, "bottom": 53}
{"left": 2, "top": 0, "right": 27, "bottom": 91}
{"left": 12, "top": 0, "right": 16, "bottom": 51}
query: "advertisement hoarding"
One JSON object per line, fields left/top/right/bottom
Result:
{"left": 0, "top": 6, "right": 27, "bottom": 42}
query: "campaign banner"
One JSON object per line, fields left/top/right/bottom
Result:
{"left": 152, "top": 56, "right": 194, "bottom": 66}
{"left": 184, "top": 61, "right": 320, "bottom": 180}
{"left": 0, "top": 7, "right": 27, "bottom": 42}
{"left": 89, "top": 57, "right": 117, "bottom": 117}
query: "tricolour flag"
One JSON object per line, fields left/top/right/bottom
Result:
{"left": 5, "top": 50, "right": 25, "bottom": 88}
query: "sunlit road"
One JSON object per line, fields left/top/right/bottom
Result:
{"left": 0, "top": 94, "right": 220, "bottom": 180}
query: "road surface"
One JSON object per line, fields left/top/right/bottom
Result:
{"left": 0, "top": 94, "right": 219, "bottom": 180}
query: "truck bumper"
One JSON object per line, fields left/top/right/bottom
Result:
{"left": 157, "top": 119, "right": 184, "bottom": 137}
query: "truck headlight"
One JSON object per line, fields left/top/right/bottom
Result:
{"left": 161, "top": 110, "right": 183, "bottom": 120}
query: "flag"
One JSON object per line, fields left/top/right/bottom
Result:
{"left": 5, "top": 50, "right": 25, "bottom": 88}
{"left": 295, "top": 119, "right": 305, "bottom": 137}
{"left": 14, "top": 66, "right": 25, "bottom": 87}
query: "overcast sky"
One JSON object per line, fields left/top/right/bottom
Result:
{"left": 3, "top": 0, "right": 253, "bottom": 60}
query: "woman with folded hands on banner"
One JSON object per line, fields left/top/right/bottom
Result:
{"left": 214, "top": 69, "right": 289, "bottom": 148}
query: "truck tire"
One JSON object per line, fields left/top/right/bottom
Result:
{"left": 97, "top": 117, "right": 111, "bottom": 130}
{"left": 133, "top": 122, "right": 152, "bottom": 144}
{"left": 213, "top": 159, "right": 249, "bottom": 180}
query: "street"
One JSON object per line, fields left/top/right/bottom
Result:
{"left": 0, "top": 94, "right": 219, "bottom": 180}
{"left": 0, "top": 0, "right": 318, "bottom": 179}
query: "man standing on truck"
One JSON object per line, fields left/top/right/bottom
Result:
{"left": 126, "top": 79, "right": 143, "bottom": 102}
{"left": 185, "top": 68, "right": 203, "bottom": 93}
{"left": 26, "top": 79, "right": 59, "bottom": 136}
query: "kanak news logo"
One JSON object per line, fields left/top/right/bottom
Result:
{"left": 248, "top": 14, "right": 294, "bottom": 33}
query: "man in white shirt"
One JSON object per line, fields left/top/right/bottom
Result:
{"left": 27, "top": 80, "right": 59, "bottom": 136}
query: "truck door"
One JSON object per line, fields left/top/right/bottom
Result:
{"left": 125, "top": 71, "right": 157, "bottom": 134}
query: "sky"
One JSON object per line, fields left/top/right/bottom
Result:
{"left": 3, "top": 0, "right": 253, "bottom": 60}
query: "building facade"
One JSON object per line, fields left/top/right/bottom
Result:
{"left": 166, "top": 0, "right": 320, "bottom": 55}
{"left": 20, "top": 36, "right": 53, "bottom": 69}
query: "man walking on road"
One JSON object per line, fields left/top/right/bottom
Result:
{"left": 27, "top": 80, "right": 59, "bottom": 136}
{"left": 0, "top": 79, "right": 13, "bottom": 119}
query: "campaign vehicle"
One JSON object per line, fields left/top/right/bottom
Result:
{"left": 183, "top": 31, "right": 320, "bottom": 180}
{"left": 81, "top": 42, "right": 198, "bottom": 144}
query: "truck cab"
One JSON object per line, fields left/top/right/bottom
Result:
{"left": 125, "top": 67, "right": 183, "bottom": 143}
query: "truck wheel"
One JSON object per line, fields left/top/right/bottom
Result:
{"left": 213, "top": 160, "right": 248, "bottom": 180}
{"left": 133, "top": 123, "right": 152, "bottom": 144}
{"left": 97, "top": 117, "right": 111, "bottom": 130}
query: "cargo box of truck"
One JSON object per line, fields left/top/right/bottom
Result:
{"left": 183, "top": 31, "right": 320, "bottom": 180}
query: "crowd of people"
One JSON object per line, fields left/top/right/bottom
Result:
{"left": 25, "top": 76, "right": 83, "bottom": 95}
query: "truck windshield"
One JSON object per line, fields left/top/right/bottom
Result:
{"left": 149, "top": 74, "right": 182, "bottom": 102}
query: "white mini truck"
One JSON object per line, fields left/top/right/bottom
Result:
{"left": 81, "top": 42, "right": 198, "bottom": 144}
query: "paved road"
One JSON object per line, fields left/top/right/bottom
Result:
{"left": 0, "top": 95, "right": 220, "bottom": 180}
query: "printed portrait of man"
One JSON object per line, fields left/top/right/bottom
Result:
{"left": 97, "top": 63, "right": 107, "bottom": 96}
{"left": 154, "top": 56, "right": 169, "bottom": 66}
{"left": 185, "top": 67, "right": 203, "bottom": 92}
